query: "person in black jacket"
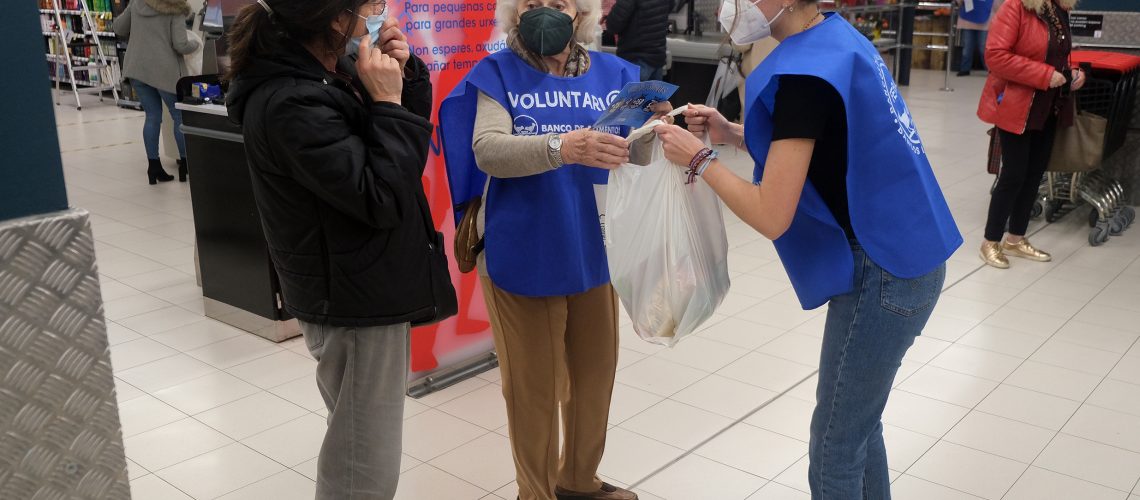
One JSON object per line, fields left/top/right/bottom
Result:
{"left": 605, "top": 0, "right": 674, "bottom": 80}
{"left": 224, "top": 0, "right": 443, "bottom": 498}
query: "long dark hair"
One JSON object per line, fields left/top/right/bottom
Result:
{"left": 225, "top": 0, "right": 368, "bottom": 81}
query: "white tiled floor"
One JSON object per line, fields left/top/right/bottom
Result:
{"left": 53, "top": 69, "right": 1140, "bottom": 499}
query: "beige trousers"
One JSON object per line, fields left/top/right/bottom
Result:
{"left": 481, "top": 279, "right": 621, "bottom": 500}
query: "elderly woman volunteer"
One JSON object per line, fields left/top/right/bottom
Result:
{"left": 655, "top": 0, "right": 961, "bottom": 498}
{"left": 440, "top": 1, "right": 667, "bottom": 499}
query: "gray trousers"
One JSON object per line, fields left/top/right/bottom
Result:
{"left": 299, "top": 320, "right": 410, "bottom": 500}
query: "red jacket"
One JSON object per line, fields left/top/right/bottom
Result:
{"left": 977, "top": 0, "right": 1070, "bottom": 134}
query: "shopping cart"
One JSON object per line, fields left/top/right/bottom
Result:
{"left": 1053, "top": 51, "right": 1140, "bottom": 245}
{"left": 989, "top": 50, "right": 1140, "bottom": 246}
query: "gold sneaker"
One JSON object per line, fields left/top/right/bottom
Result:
{"left": 980, "top": 241, "right": 1010, "bottom": 269}
{"left": 1002, "top": 238, "right": 1052, "bottom": 262}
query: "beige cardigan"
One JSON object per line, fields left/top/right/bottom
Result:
{"left": 470, "top": 92, "right": 655, "bottom": 276}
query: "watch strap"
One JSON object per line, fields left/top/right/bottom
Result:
{"left": 548, "top": 134, "right": 564, "bottom": 167}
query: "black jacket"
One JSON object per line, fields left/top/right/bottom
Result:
{"left": 606, "top": 0, "right": 675, "bottom": 69}
{"left": 226, "top": 42, "right": 439, "bottom": 327}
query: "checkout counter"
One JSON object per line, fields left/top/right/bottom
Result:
{"left": 600, "top": 34, "right": 733, "bottom": 110}
{"left": 175, "top": 100, "right": 298, "bottom": 342}
{"left": 169, "top": 0, "right": 300, "bottom": 342}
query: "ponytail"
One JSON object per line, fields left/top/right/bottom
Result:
{"left": 223, "top": 0, "right": 368, "bottom": 82}
{"left": 224, "top": 4, "right": 275, "bottom": 82}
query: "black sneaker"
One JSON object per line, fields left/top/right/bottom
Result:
{"left": 555, "top": 482, "right": 638, "bottom": 500}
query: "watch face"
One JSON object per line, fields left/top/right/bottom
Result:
{"left": 549, "top": 135, "right": 562, "bottom": 149}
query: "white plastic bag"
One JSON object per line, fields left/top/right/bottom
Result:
{"left": 605, "top": 138, "right": 731, "bottom": 347}
{"left": 181, "top": 30, "right": 204, "bottom": 77}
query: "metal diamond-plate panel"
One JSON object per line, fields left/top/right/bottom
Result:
{"left": 1071, "top": 11, "right": 1140, "bottom": 130}
{"left": 0, "top": 209, "right": 130, "bottom": 500}
{"left": 1072, "top": 11, "right": 1140, "bottom": 49}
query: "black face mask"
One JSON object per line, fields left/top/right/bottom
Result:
{"left": 518, "top": 7, "right": 575, "bottom": 57}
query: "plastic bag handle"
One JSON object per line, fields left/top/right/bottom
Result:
{"left": 625, "top": 104, "right": 690, "bottom": 143}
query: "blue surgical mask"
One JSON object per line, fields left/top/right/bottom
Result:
{"left": 344, "top": 7, "right": 387, "bottom": 57}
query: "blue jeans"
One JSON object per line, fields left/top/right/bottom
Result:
{"left": 636, "top": 60, "right": 665, "bottom": 81}
{"left": 809, "top": 244, "right": 945, "bottom": 500}
{"left": 133, "top": 80, "right": 186, "bottom": 159}
{"left": 960, "top": 29, "right": 988, "bottom": 73}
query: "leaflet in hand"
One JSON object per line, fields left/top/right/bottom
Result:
{"left": 593, "top": 80, "right": 680, "bottom": 130}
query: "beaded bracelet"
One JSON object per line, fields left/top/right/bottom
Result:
{"left": 686, "top": 148, "right": 714, "bottom": 184}
{"left": 697, "top": 151, "right": 719, "bottom": 177}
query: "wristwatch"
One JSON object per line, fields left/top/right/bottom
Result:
{"left": 547, "top": 134, "right": 564, "bottom": 168}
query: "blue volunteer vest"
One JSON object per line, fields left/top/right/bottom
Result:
{"left": 959, "top": 0, "right": 995, "bottom": 25}
{"left": 744, "top": 13, "right": 962, "bottom": 310}
{"left": 440, "top": 49, "right": 638, "bottom": 297}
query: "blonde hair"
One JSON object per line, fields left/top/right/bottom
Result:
{"left": 1021, "top": 0, "right": 1078, "bottom": 12}
{"left": 496, "top": 0, "right": 602, "bottom": 44}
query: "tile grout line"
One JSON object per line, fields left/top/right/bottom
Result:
{"left": 136, "top": 389, "right": 323, "bottom": 498}
{"left": 398, "top": 460, "right": 492, "bottom": 498}
{"left": 879, "top": 224, "right": 1067, "bottom": 493}
{"left": 609, "top": 307, "right": 826, "bottom": 491}
{"left": 626, "top": 371, "right": 818, "bottom": 491}
{"left": 901, "top": 225, "right": 1140, "bottom": 497}
{"left": 624, "top": 232, "right": 1031, "bottom": 495}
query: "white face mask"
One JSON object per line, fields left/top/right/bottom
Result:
{"left": 719, "top": 0, "right": 786, "bottom": 45}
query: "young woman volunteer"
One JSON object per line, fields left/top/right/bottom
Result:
{"left": 440, "top": 1, "right": 667, "bottom": 499}
{"left": 655, "top": 0, "right": 962, "bottom": 498}
{"left": 225, "top": 0, "right": 448, "bottom": 498}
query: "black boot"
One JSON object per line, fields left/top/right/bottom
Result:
{"left": 148, "top": 158, "right": 175, "bottom": 185}
{"left": 177, "top": 158, "right": 188, "bottom": 182}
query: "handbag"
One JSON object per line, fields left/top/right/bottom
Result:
{"left": 453, "top": 197, "right": 484, "bottom": 274}
{"left": 181, "top": 30, "right": 204, "bottom": 77}
{"left": 1047, "top": 110, "right": 1107, "bottom": 173}
{"left": 986, "top": 126, "right": 1001, "bottom": 175}
{"left": 410, "top": 194, "right": 458, "bottom": 327}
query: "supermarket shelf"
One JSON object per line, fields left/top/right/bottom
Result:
{"left": 873, "top": 37, "right": 899, "bottom": 48}
{"left": 47, "top": 54, "right": 117, "bottom": 62}
{"left": 43, "top": 0, "right": 123, "bottom": 109}
{"left": 826, "top": 3, "right": 909, "bottom": 14}
{"left": 40, "top": 8, "right": 111, "bottom": 15}
{"left": 43, "top": 31, "right": 116, "bottom": 38}
{"left": 48, "top": 75, "right": 114, "bottom": 90}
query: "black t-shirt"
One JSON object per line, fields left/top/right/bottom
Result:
{"left": 770, "top": 74, "right": 853, "bottom": 238}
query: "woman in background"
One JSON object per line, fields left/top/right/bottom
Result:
{"left": 956, "top": 0, "right": 1002, "bottom": 76}
{"left": 976, "top": 0, "right": 1084, "bottom": 268}
{"left": 114, "top": 0, "right": 199, "bottom": 184}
